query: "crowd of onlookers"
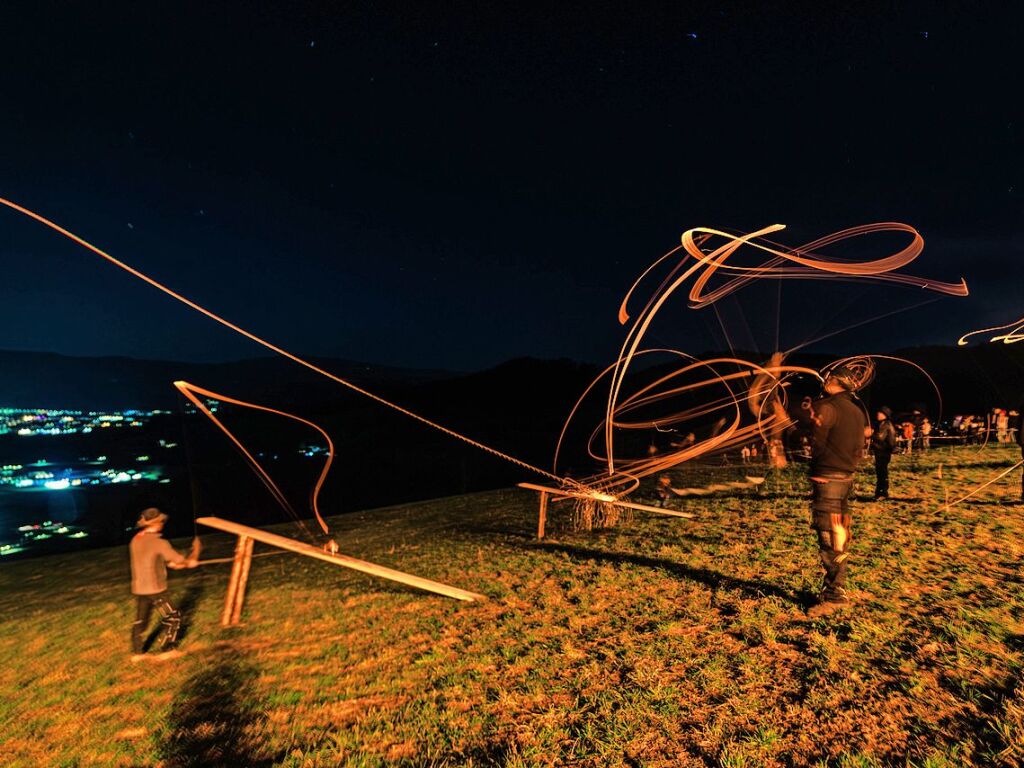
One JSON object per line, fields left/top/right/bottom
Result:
{"left": 728, "top": 407, "right": 1021, "bottom": 464}
{"left": 946, "top": 408, "right": 1019, "bottom": 446}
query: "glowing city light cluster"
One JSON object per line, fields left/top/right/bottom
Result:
{"left": 0, "top": 407, "right": 167, "bottom": 436}
{"left": 0, "top": 460, "right": 163, "bottom": 489}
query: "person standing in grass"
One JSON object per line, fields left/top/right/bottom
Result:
{"left": 806, "top": 366, "right": 868, "bottom": 618}
{"left": 870, "top": 406, "right": 897, "bottom": 500}
{"left": 130, "top": 507, "right": 198, "bottom": 661}
{"left": 1018, "top": 404, "right": 1024, "bottom": 502}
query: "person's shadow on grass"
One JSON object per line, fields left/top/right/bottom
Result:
{"left": 533, "top": 541, "right": 802, "bottom": 606}
{"left": 157, "top": 643, "right": 283, "bottom": 767}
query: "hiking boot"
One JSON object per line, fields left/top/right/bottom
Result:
{"left": 808, "top": 587, "right": 851, "bottom": 618}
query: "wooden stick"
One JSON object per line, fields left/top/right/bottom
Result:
{"left": 537, "top": 491, "right": 548, "bottom": 540}
{"left": 196, "top": 517, "right": 485, "bottom": 602}
{"left": 230, "top": 536, "right": 255, "bottom": 625}
{"left": 197, "top": 551, "right": 286, "bottom": 566}
{"left": 221, "top": 534, "right": 247, "bottom": 626}
{"left": 517, "top": 482, "right": 695, "bottom": 519}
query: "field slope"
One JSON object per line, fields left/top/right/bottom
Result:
{"left": 2, "top": 445, "right": 1023, "bottom": 767}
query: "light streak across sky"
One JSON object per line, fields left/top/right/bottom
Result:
{"left": 0, "top": 196, "right": 577, "bottom": 493}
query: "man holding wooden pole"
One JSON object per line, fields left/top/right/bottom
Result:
{"left": 129, "top": 507, "right": 199, "bottom": 661}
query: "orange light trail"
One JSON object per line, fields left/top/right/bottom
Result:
{"left": 0, "top": 197, "right": 580, "bottom": 498}
{"left": 958, "top": 315, "right": 1024, "bottom": 345}
{"left": 598, "top": 222, "right": 967, "bottom": 476}
{"left": 174, "top": 381, "right": 334, "bottom": 536}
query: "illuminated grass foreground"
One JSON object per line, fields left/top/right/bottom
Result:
{"left": 2, "top": 445, "right": 1023, "bottom": 767}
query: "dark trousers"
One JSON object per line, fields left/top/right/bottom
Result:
{"left": 874, "top": 452, "right": 891, "bottom": 498}
{"left": 132, "top": 592, "right": 181, "bottom": 654}
{"left": 810, "top": 474, "right": 854, "bottom": 601}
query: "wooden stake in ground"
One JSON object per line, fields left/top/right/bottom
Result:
{"left": 197, "top": 516, "right": 485, "bottom": 626}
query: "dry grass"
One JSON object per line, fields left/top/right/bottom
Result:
{"left": 1, "top": 445, "right": 1023, "bottom": 766}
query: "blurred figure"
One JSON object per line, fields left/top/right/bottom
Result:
{"left": 996, "top": 409, "right": 1009, "bottom": 443}
{"left": 870, "top": 407, "right": 898, "bottom": 500}
{"left": 901, "top": 421, "right": 915, "bottom": 454}
{"left": 1018, "top": 404, "right": 1024, "bottom": 502}
{"left": 920, "top": 418, "right": 932, "bottom": 450}
{"left": 806, "top": 365, "right": 867, "bottom": 618}
{"left": 656, "top": 474, "right": 673, "bottom": 507}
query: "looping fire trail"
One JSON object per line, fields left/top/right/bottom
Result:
{"left": 583, "top": 222, "right": 968, "bottom": 478}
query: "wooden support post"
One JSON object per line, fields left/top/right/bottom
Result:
{"left": 229, "top": 536, "right": 254, "bottom": 626}
{"left": 221, "top": 534, "right": 254, "bottom": 627}
{"left": 537, "top": 491, "right": 548, "bottom": 540}
{"left": 221, "top": 534, "right": 248, "bottom": 626}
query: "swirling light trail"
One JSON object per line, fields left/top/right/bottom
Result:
{"left": 597, "top": 222, "right": 967, "bottom": 476}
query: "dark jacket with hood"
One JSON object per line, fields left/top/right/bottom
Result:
{"left": 871, "top": 408, "right": 898, "bottom": 456}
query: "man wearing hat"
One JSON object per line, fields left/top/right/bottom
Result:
{"left": 806, "top": 365, "right": 868, "bottom": 618}
{"left": 870, "top": 406, "right": 898, "bottom": 500}
{"left": 130, "top": 507, "right": 198, "bottom": 660}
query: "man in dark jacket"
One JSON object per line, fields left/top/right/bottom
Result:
{"left": 871, "top": 406, "right": 898, "bottom": 499}
{"left": 807, "top": 365, "right": 868, "bottom": 618}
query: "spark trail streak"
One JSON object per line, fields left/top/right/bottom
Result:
{"left": 934, "top": 459, "right": 1024, "bottom": 513}
{"left": 174, "top": 381, "right": 334, "bottom": 536}
{"left": 0, "top": 197, "right": 578, "bottom": 497}
{"left": 958, "top": 315, "right": 1024, "bottom": 345}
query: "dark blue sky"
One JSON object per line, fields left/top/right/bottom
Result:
{"left": 0, "top": 2, "right": 1020, "bottom": 370}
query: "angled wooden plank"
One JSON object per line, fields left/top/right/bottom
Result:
{"left": 196, "top": 517, "right": 485, "bottom": 602}
{"left": 516, "top": 483, "right": 695, "bottom": 519}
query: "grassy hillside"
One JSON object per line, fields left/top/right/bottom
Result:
{"left": 2, "top": 445, "right": 1023, "bottom": 767}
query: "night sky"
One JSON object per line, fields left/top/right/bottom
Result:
{"left": 0, "top": 2, "right": 1020, "bottom": 370}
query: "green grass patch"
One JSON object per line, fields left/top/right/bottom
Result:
{"left": 1, "top": 446, "right": 1023, "bottom": 765}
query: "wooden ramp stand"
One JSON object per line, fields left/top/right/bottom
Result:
{"left": 517, "top": 482, "right": 695, "bottom": 540}
{"left": 197, "top": 516, "right": 485, "bottom": 626}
